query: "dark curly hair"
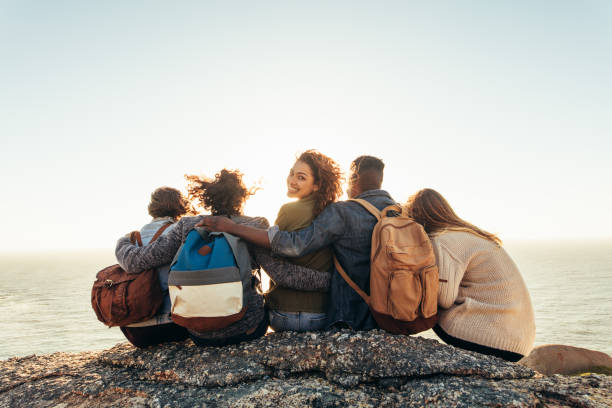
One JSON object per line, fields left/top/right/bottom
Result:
{"left": 296, "top": 150, "right": 343, "bottom": 217}
{"left": 148, "top": 186, "right": 194, "bottom": 220}
{"left": 185, "top": 169, "right": 256, "bottom": 216}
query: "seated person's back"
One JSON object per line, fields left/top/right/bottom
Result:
{"left": 119, "top": 186, "right": 192, "bottom": 348}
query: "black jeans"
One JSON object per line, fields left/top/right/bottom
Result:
{"left": 189, "top": 314, "right": 269, "bottom": 347}
{"left": 433, "top": 324, "right": 524, "bottom": 362}
{"left": 120, "top": 322, "right": 189, "bottom": 348}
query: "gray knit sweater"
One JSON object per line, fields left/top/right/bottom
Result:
{"left": 115, "top": 215, "right": 330, "bottom": 339}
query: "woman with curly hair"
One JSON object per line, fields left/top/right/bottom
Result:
{"left": 184, "top": 169, "right": 256, "bottom": 217}
{"left": 116, "top": 169, "right": 331, "bottom": 347}
{"left": 265, "top": 150, "right": 343, "bottom": 332}
{"left": 405, "top": 189, "right": 536, "bottom": 361}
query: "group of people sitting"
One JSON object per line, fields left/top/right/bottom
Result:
{"left": 114, "top": 151, "right": 536, "bottom": 362}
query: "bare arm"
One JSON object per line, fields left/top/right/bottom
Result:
{"left": 197, "top": 216, "right": 271, "bottom": 248}
{"left": 251, "top": 246, "right": 330, "bottom": 292}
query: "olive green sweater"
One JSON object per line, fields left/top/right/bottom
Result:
{"left": 266, "top": 195, "right": 332, "bottom": 313}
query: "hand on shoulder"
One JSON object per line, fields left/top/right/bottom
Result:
{"left": 196, "top": 215, "right": 236, "bottom": 232}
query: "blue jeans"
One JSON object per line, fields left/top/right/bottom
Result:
{"left": 268, "top": 310, "right": 328, "bottom": 332}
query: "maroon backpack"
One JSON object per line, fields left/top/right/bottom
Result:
{"left": 91, "top": 224, "right": 171, "bottom": 327}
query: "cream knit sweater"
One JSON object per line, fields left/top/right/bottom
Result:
{"left": 432, "top": 230, "right": 536, "bottom": 356}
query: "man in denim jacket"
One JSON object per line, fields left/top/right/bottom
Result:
{"left": 199, "top": 156, "right": 396, "bottom": 330}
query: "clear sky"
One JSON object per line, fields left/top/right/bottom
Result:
{"left": 1, "top": 1, "right": 611, "bottom": 251}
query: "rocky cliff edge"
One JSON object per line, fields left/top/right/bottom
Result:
{"left": 1, "top": 330, "right": 610, "bottom": 407}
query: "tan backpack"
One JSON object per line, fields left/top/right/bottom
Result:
{"left": 91, "top": 223, "right": 171, "bottom": 327}
{"left": 334, "top": 199, "right": 438, "bottom": 335}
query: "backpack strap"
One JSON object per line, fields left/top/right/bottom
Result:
{"left": 129, "top": 231, "right": 143, "bottom": 247}
{"left": 336, "top": 199, "right": 380, "bottom": 304}
{"left": 336, "top": 199, "right": 401, "bottom": 305}
{"left": 348, "top": 199, "right": 382, "bottom": 220}
{"left": 381, "top": 204, "right": 403, "bottom": 217}
{"left": 349, "top": 199, "right": 402, "bottom": 218}
{"left": 151, "top": 222, "right": 172, "bottom": 242}
{"left": 333, "top": 256, "right": 371, "bottom": 305}
{"left": 129, "top": 222, "right": 172, "bottom": 248}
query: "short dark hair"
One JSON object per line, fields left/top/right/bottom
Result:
{"left": 350, "top": 155, "right": 384, "bottom": 191}
{"left": 148, "top": 187, "right": 192, "bottom": 220}
{"left": 351, "top": 155, "right": 385, "bottom": 175}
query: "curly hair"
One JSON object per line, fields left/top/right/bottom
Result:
{"left": 405, "top": 188, "right": 501, "bottom": 245}
{"left": 296, "top": 150, "right": 343, "bottom": 217}
{"left": 148, "top": 186, "right": 194, "bottom": 220}
{"left": 185, "top": 169, "right": 256, "bottom": 216}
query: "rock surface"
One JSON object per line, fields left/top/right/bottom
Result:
{"left": 519, "top": 344, "right": 612, "bottom": 376}
{"left": 1, "top": 330, "right": 610, "bottom": 407}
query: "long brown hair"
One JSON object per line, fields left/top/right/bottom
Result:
{"left": 405, "top": 188, "right": 501, "bottom": 245}
{"left": 185, "top": 169, "right": 256, "bottom": 216}
{"left": 297, "top": 150, "right": 343, "bottom": 217}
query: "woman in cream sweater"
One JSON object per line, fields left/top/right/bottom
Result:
{"left": 405, "top": 189, "right": 536, "bottom": 361}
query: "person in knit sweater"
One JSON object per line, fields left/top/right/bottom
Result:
{"left": 119, "top": 186, "right": 193, "bottom": 348}
{"left": 405, "top": 188, "right": 536, "bottom": 361}
{"left": 267, "top": 150, "right": 342, "bottom": 332}
{"left": 116, "top": 170, "right": 331, "bottom": 347}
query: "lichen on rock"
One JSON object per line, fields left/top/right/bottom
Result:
{"left": 1, "top": 330, "right": 610, "bottom": 407}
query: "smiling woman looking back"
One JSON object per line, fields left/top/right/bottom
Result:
{"left": 266, "top": 150, "right": 343, "bottom": 332}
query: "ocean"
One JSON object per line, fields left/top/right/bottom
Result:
{"left": 0, "top": 240, "right": 611, "bottom": 360}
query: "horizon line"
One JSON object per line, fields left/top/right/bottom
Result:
{"left": 2, "top": 236, "right": 612, "bottom": 254}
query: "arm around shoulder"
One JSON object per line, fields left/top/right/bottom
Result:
{"left": 197, "top": 215, "right": 271, "bottom": 248}
{"left": 229, "top": 218, "right": 271, "bottom": 248}
{"left": 251, "top": 246, "right": 330, "bottom": 292}
{"left": 271, "top": 203, "right": 345, "bottom": 258}
{"left": 238, "top": 216, "right": 270, "bottom": 229}
{"left": 115, "top": 218, "right": 188, "bottom": 273}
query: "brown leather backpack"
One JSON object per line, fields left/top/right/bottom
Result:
{"left": 334, "top": 199, "right": 438, "bottom": 335}
{"left": 91, "top": 224, "right": 171, "bottom": 327}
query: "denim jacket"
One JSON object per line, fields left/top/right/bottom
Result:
{"left": 269, "top": 189, "right": 396, "bottom": 330}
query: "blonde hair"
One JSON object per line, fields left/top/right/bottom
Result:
{"left": 405, "top": 188, "right": 502, "bottom": 245}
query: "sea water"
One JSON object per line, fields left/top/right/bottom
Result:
{"left": 0, "top": 240, "right": 610, "bottom": 360}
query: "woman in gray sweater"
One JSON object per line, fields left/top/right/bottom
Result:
{"left": 115, "top": 169, "right": 330, "bottom": 346}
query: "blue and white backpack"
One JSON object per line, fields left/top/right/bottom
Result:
{"left": 168, "top": 227, "right": 253, "bottom": 332}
